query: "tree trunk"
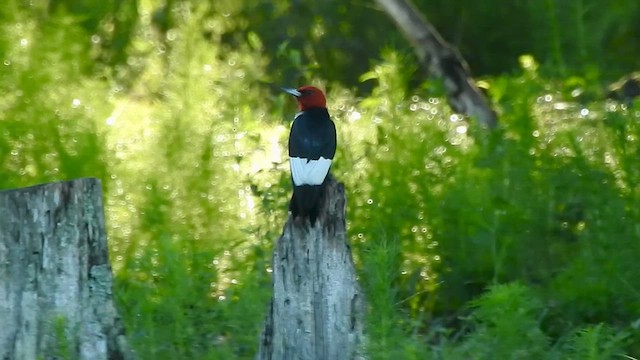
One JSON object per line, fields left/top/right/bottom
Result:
{"left": 375, "top": 0, "right": 498, "bottom": 128}
{"left": 0, "top": 178, "right": 133, "bottom": 360}
{"left": 258, "top": 177, "right": 365, "bottom": 360}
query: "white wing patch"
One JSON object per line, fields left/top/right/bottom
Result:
{"left": 290, "top": 157, "right": 332, "bottom": 186}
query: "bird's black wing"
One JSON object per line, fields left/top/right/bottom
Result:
{"left": 288, "top": 108, "right": 336, "bottom": 160}
{"left": 288, "top": 108, "right": 336, "bottom": 186}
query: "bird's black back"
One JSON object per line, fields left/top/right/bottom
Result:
{"left": 288, "top": 107, "right": 336, "bottom": 160}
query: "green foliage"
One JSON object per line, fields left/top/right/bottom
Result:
{"left": 104, "top": 4, "right": 273, "bottom": 358}
{"left": 563, "top": 324, "right": 628, "bottom": 360}
{"left": 444, "top": 283, "right": 549, "bottom": 360}
{"left": 361, "top": 234, "right": 426, "bottom": 359}
{"left": 2, "top": 0, "right": 640, "bottom": 358}
{"left": 82, "top": 0, "right": 637, "bottom": 90}
{"left": 343, "top": 52, "right": 639, "bottom": 357}
{"left": 51, "top": 316, "right": 74, "bottom": 360}
{"left": 220, "top": 0, "right": 639, "bottom": 86}
{"left": 0, "top": 3, "right": 109, "bottom": 190}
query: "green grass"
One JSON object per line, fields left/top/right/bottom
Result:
{"left": 2, "top": 1, "right": 640, "bottom": 358}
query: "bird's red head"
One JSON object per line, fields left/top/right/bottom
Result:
{"left": 283, "top": 85, "right": 327, "bottom": 111}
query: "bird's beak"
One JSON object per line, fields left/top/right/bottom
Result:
{"left": 282, "top": 87, "right": 302, "bottom": 97}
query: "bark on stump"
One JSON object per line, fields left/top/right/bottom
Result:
{"left": 258, "top": 177, "right": 365, "bottom": 360}
{"left": 0, "top": 178, "right": 133, "bottom": 360}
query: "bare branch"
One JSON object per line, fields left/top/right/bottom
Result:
{"left": 376, "top": 0, "right": 498, "bottom": 128}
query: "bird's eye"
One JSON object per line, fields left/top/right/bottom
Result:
{"left": 300, "top": 89, "right": 313, "bottom": 96}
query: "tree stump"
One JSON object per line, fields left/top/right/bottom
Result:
{"left": 0, "top": 178, "right": 133, "bottom": 360}
{"left": 257, "top": 177, "right": 365, "bottom": 360}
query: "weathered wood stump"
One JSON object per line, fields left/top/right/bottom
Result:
{"left": 0, "top": 178, "right": 133, "bottom": 360}
{"left": 258, "top": 177, "right": 365, "bottom": 360}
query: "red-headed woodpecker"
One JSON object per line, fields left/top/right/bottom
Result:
{"left": 283, "top": 86, "right": 337, "bottom": 225}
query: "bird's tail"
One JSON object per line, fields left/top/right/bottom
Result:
{"left": 290, "top": 184, "right": 324, "bottom": 225}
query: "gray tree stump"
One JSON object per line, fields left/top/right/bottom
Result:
{"left": 258, "top": 177, "right": 365, "bottom": 360}
{"left": 0, "top": 178, "right": 133, "bottom": 360}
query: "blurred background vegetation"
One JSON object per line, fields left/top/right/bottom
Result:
{"left": 1, "top": 0, "right": 639, "bottom": 358}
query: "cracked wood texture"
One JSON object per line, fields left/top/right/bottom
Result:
{"left": 0, "top": 178, "right": 133, "bottom": 360}
{"left": 258, "top": 177, "right": 365, "bottom": 360}
{"left": 376, "top": 0, "right": 498, "bottom": 128}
